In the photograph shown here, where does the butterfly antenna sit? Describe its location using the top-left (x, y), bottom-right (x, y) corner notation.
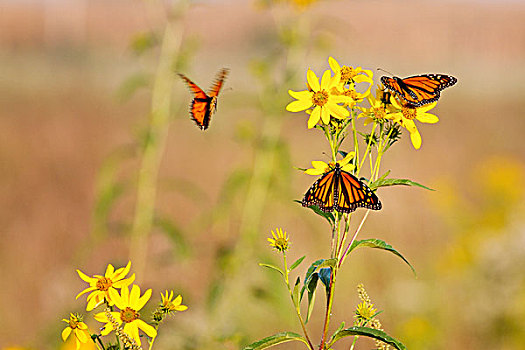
top-left (377, 68), bottom-right (394, 76)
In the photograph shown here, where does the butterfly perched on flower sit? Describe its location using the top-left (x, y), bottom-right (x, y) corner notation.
top-left (178, 68), bottom-right (229, 130)
top-left (380, 74), bottom-right (457, 107)
top-left (302, 162), bottom-right (381, 213)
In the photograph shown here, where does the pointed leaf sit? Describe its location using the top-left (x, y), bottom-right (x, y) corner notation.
top-left (289, 256), bottom-right (306, 272)
top-left (243, 332), bottom-right (308, 350)
top-left (306, 273), bottom-right (319, 323)
top-left (318, 258), bottom-right (337, 269)
top-left (259, 263), bottom-right (284, 276)
top-left (327, 326), bottom-right (406, 350)
top-left (369, 177), bottom-right (434, 191)
top-left (295, 200), bottom-right (335, 225)
top-left (348, 239), bottom-right (416, 275)
top-left (300, 259), bottom-right (325, 300)
top-left (319, 268), bottom-right (332, 290)
top-left (328, 321), bottom-right (346, 345)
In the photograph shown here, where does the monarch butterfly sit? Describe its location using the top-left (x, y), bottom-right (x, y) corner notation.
top-left (178, 68), bottom-right (229, 130)
top-left (302, 163), bottom-right (382, 213)
top-left (381, 74), bottom-right (457, 107)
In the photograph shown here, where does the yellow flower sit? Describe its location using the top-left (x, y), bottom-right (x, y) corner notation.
top-left (328, 57), bottom-right (373, 87)
top-left (389, 97), bottom-right (439, 150)
top-left (355, 301), bottom-right (378, 321)
top-left (160, 290), bottom-right (188, 314)
top-left (286, 69), bottom-right (353, 129)
top-left (61, 313), bottom-right (90, 350)
top-left (76, 261), bottom-right (135, 311)
top-left (268, 228), bottom-right (290, 252)
top-left (94, 285), bottom-right (157, 347)
top-left (304, 152), bottom-right (355, 176)
top-left (357, 93), bottom-right (397, 126)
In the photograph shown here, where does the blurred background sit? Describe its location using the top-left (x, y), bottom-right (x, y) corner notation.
top-left (1, 0), bottom-right (525, 349)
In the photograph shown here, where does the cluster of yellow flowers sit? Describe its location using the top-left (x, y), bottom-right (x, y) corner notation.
top-left (286, 56), bottom-right (439, 149)
top-left (61, 262), bottom-right (187, 350)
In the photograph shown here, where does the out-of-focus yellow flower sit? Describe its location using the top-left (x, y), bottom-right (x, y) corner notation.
top-left (61, 313), bottom-right (90, 350)
top-left (305, 152), bottom-right (355, 175)
top-left (286, 69), bottom-right (353, 129)
top-left (160, 290), bottom-right (188, 314)
top-left (268, 228), bottom-right (290, 252)
top-left (76, 261), bottom-right (135, 311)
top-left (357, 94), bottom-right (397, 126)
top-left (94, 285), bottom-right (157, 347)
top-left (389, 97), bottom-right (438, 150)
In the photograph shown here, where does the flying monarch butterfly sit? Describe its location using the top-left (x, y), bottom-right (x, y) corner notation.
top-left (381, 74), bottom-right (457, 107)
top-left (178, 68), bottom-right (229, 130)
top-left (302, 163), bottom-right (381, 213)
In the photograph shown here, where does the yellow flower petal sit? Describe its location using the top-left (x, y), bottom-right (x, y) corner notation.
top-left (288, 89), bottom-right (312, 100)
top-left (308, 107), bottom-right (321, 129)
top-left (136, 319), bottom-right (158, 338)
top-left (353, 74), bottom-right (373, 84)
top-left (328, 56), bottom-right (341, 74)
top-left (339, 152), bottom-right (355, 166)
top-left (410, 129), bottom-right (422, 149)
top-left (109, 287), bottom-right (125, 310)
top-left (124, 323), bottom-right (141, 346)
top-left (62, 327), bottom-right (72, 341)
top-left (112, 274), bottom-right (135, 289)
top-left (75, 286), bottom-right (96, 300)
top-left (134, 288), bottom-right (152, 311)
top-left (286, 99), bottom-right (312, 112)
top-left (320, 70), bottom-right (332, 90)
top-left (105, 264), bottom-right (115, 277)
top-left (419, 102), bottom-right (437, 113)
top-left (417, 113), bottom-right (439, 123)
top-left (76, 270), bottom-right (95, 284)
top-left (307, 69), bottom-right (320, 91)
top-left (327, 103), bottom-right (350, 118)
top-left (75, 329), bottom-right (88, 343)
top-left (320, 106), bottom-right (330, 124)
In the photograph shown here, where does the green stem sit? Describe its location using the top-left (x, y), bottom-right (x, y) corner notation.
top-left (283, 253), bottom-right (315, 350)
top-left (129, 15), bottom-right (185, 278)
top-left (357, 122), bottom-right (377, 177)
top-left (351, 110), bottom-right (359, 167)
top-left (319, 268), bottom-right (336, 350)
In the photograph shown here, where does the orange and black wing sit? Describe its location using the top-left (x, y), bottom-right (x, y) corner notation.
top-left (302, 168), bottom-right (337, 212)
top-left (335, 169), bottom-right (381, 213)
top-left (381, 74), bottom-right (457, 107)
top-left (178, 73), bottom-right (213, 130)
top-left (208, 68), bottom-right (229, 98)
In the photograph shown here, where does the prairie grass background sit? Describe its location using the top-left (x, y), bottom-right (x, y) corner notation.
top-left (1, 0), bottom-right (525, 349)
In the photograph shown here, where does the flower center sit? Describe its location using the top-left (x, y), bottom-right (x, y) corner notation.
top-left (68, 319), bottom-right (79, 329)
top-left (312, 90), bottom-right (329, 106)
top-left (96, 277), bottom-right (113, 291)
top-left (401, 106), bottom-right (417, 120)
top-left (372, 106), bottom-right (386, 121)
top-left (273, 237), bottom-right (289, 252)
top-left (340, 66), bottom-right (356, 82)
top-left (120, 307), bottom-right (140, 323)
top-left (343, 89), bottom-right (358, 100)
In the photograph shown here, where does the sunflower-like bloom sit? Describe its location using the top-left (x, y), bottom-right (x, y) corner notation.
top-left (357, 93), bottom-right (396, 126)
top-left (160, 290), bottom-right (188, 314)
top-left (286, 69), bottom-right (353, 129)
top-left (305, 152), bottom-right (355, 175)
top-left (76, 261), bottom-right (135, 311)
top-left (268, 228), bottom-right (290, 252)
top-left (94, 285), bottom-right (157, 347)
top-left (61, 313), bottom-right (90, 350)
top-left (389, 97), bottom-right (439, 149)
top-left (328, 57), bottom-right (373, 87)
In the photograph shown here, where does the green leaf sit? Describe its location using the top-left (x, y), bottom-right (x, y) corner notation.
top-left (318, 258), bottom-right (337, 269)
top-left (259, 263), bottom-right (284, 276)
top-left (369, 177), bottom-right (435, 191)
top-left (328, 321), bottom-right (346, 345)
top-left (306, 273), bottom-right (319, 323)
top-left (327, 326), bottom-right (406, 350)
top-left (243, 332), bottom-right (308, 350)
top-left (300, 259), bottom-right (325, 300)
top-left (348, 239), bottom-right (416, 275)
top-left (319, 268), bottom-right (332, 290)
top-left (289, 256), bottom-right (306, 271)
top-left (295, 200), bottom-right (335, 225)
